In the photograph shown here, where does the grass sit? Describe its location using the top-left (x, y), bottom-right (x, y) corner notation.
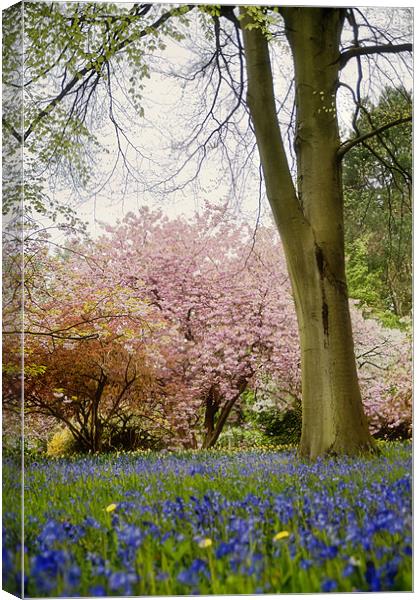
top-left (2, 441), bottom-right (412, 596)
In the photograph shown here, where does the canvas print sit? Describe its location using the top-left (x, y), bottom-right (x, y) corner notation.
top-left (2, 2), bottom-right (412, 596)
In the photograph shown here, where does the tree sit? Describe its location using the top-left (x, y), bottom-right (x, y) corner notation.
top-left (240, 7), bottom-right (411, 457)
top-left (2, 2), bottom-right (193, 229)
top-left (3, 208), bottom-right (300, 451)
top-left (97, 205), bottom-right (301, 449)
top-left (350, 305), bottom-right (412, 440)
top-left (2, 236), bottom-right (173, 452)
top-left (3, 4), bottom-right (412, 458)
top-left (343, 87), bottom-right (412, 324)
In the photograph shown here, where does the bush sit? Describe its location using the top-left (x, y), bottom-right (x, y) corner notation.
top-left (46, 418), bottom-right (167, 456)
top-left (217, 425), bottom-right (266, 450)
top-left (242, 386), bottom-right (302, 446)
top-left (256, 405), bottom-right (302, 445)
top-left (104, 420), bottom-right (166, 452)
top-left (47, 428), bottom-right (79, 457)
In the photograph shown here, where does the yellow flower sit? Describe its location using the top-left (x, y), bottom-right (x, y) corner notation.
top-left (273, 531), bottom-right (290, 541)
top-left (106, 503), bottom-right (117, 512)
top-left (198, 538), bottom-right (213, 548)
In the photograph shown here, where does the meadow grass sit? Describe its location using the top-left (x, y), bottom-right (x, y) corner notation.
top-left (3, 441), bottom-right (412, 596)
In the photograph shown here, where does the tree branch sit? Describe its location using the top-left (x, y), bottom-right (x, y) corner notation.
top-left (2, 116), bottom-right (22, 143)
top-left (4, 329), bottom-right (99, 341)
top-left (338, 115), bottom-right (412, 159)
top-left (339, 43), bottom-right (412, 70)
top-left (22, 4), bottom-right (195, 141)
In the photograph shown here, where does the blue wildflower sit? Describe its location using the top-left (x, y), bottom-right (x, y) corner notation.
top-left (108, 570), bottom-right (138, 595)
top-left (177, 558), bottom-right (209, 586)
top-left (342, 564), bottom-right (355, 578)
top-left (37, 520), bottom-right (66, 550)
top-left (2, 545), bottom-right (13, 585)
top-left (321, 578), bottom-right (337, 592)
top-left (117, 524), bottom-right (143, 549)
top-left (191, 558), bottom-right (208, 574)
top-left (320, 543), bottom-right (339, 560)
top-left (215, 541), bottom-right (235, 558)
top-left (365, 561), bottom-right (381, 592)
top-left (67, 564), bottom-right (81, 587)
top-left (30, 549), bottom-right (70, 593)
top-left (84, 516), bottom-right (101, 529)
top-left (381, 558), bottom-right (401, 589)
top-left (300, 558), bottom-right (312, 570)
top-left (89, 585), bottom-right (107, 596)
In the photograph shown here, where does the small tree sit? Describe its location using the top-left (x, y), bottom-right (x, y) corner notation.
top-left (3, 236), bottom-right (172, 452)
top-left (98, 206), bottom-right (301, 448)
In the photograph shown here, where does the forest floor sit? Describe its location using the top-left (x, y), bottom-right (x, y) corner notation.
top-left (3, 441), bottom-right (412, 595)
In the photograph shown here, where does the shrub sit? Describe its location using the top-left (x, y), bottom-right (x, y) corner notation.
top-left (47, 428), bottom-right (79, 457)
top-left (217, 425), bottom-right (266, 450)
top-left (243, 385), bottom-right (302, 446)
top-left (46, 417), bottom-right (167, 456)
top-left (256, 404), bottom-right (302, 445)
top-left (104, 419), bottom-right (166, 452)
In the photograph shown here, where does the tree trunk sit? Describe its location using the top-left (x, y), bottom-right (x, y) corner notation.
top-left (201, 379), bottom-right (248, 449)
top-left (201, 386), bottom-right (219, 449)
top-left (241, 7), bottom-right (376, 459)
top-left (91, 374), bottom-right (107, 452)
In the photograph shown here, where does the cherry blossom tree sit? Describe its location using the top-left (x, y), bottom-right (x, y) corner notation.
top-left (96, 205), bottom-right (300, 448)
top-left (351, 307), bottom-right (412, 440)
top-left (96, 206), bottom-right (412, 447)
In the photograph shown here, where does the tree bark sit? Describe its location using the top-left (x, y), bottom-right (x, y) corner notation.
top-left (241, 7), bottom-right (376, 459)
top-left (202, 385), bottom-right (219, 449)
top-left (201, 379), bottom-right (248, 449)
top-left (90, 374), bottom-right (107, 452)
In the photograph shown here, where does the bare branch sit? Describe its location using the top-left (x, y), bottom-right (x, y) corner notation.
top-left (339, 43), bottom-right (412, 70)
top-left (338, 115), bottom-right (412, 159)
top-left (4, 330), bottom-right (99, 341)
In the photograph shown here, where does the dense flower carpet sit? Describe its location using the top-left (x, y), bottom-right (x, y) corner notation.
top-left (2, 443), bottom-right (412, 595)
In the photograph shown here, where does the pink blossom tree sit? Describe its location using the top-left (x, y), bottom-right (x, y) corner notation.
top-left (351, 306), bottom-right (412, 439)
top-left (97, 205), bottom-right (411, 447)
top-left (96, 205), bottom-right (300, 448)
